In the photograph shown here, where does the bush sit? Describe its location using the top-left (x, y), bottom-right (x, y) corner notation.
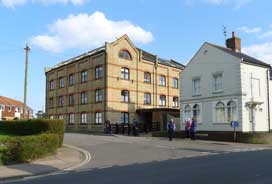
top-left (0, 133), bottom-right (59, 164)
top-left (0, 119), bottom-right (64, 147)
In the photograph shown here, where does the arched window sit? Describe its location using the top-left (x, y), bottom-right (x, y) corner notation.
top-left (184, 105), bottom-right (191, 120)
top-left (216, 102), bottom-right (225, 123)
top-left (193, 104), bottom-right (200, 123)
top-left (119, 50), bottom-right (132, 60)
top-left (227, 101), bottom-right (237, 121)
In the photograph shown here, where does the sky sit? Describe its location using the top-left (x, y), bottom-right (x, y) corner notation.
top-left (0, 0), bottom-right (272, 114)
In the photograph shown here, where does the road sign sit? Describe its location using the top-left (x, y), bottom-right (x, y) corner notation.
top-left (231, 121), bottom-right (239, 128)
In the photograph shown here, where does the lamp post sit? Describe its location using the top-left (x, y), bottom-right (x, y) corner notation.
top-left (23, 44), bottom-right (30, 119)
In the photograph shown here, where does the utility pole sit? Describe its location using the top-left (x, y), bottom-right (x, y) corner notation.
top-left (23, 44), bottom-right (30, 119)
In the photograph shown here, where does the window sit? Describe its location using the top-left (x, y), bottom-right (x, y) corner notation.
top-left (160, 75), bottom-right (166, 86)
top-left (213, 73), bottom-right (223, 92)
top-left (173, 78), bottom-right (179, 88)
top-left (81, 71), bottom-right (88, 83)
top-left (59, 77), bottom-right (64, 88)
top-left (49, 98), bottom-right (54, 108)
top-left (144, 93), bottom-right (151, 105)
top-left (184, 105), bottom-right (191, 120)
top-left (69, 94), bottom-right (74, 106)
top-left (119, 50), bottom-right (132, 60)
top-left (81, 113), bottom-right (88, 124)
top-left (15, 107), bottom-right (19, 112)
top-left (173, 97), bottom-right (179, 107)
top-left (81, 92), bottom-right (88, 104)
top-left (227, 101), bottom-right (237, 122)
top-left (0, 105), bottom-right (4, 111)
top-left (58, 96), bottom-right (64, 107)
top-left (121, 90), bottom-right (129, 102)
top-left (69, 114), bottom-right (75, 125)
top-left (252, 77), bottom-right (260, 97)
top-left (95, 112), bottom-right (102, 124)
top-left (159, 95), bottom-right (166, 106)
top-left (49, 115), bottom-right (54, 120)
top-left (8, 106), bottom-right (11, 112)
top-left (193, 104), bottom-right (200, 123)
top-left (58, 115), bottom-right (64, 120)
top-left (215, 102), bottom-right (225, 123)
top-left (121, 112), bottom-right (129, 124)
top-left (49, 80), bottom-right (54, 90)
top-left (69, 74), bottom-right (75, 86)
top-left (121, 68), bottom-right (129, 80)
top-left (95, 89), bottom-right (102, 102)
top-left (95, 66), bottom-right (103, 79)
top-left (144, 72), bottom-right (151, 83)
top-left (192, 78), bottom-right (200, 95)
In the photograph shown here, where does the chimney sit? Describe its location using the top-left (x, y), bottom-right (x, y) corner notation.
top-left (226, 31), bottom-right (241, 52)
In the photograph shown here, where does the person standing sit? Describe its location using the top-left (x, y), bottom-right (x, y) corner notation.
top-left (190, 117), bottom-right (197, 140)
top-left (132, 119), bottom-right (138, 136)
top-left (167, 119), bottom-right (176, 141)
top-left (185, 118), bottom-right (191, 138)
top-left (115, 123), bottom-right (119, 134)
top-left (127, 123), bottom-right (131, 136)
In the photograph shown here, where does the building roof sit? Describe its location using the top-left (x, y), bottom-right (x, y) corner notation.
top-left (207, 42), bottom-right (271, 68)
top-left (138, 48), bottom-right (185, 69)
top-left (45, 36), bottom-right (185, 73)
top-left (0, 96), bottom-right (32, 110)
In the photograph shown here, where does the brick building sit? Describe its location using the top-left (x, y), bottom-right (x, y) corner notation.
top-left (0, 96), bottom-right (33, 120)
top-left (45, 35), bottom-right (184, 132)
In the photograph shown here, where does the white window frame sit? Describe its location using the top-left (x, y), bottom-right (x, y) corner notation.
top-left (159, 95), bottom-right (166, 106)
top-left (59, 77), bottom-right (64, 88)
top-left (121, 90), bottom-right (129, 102)
top-left (95, 89), bottom-right (102, 102)
top-left (81, 71), bottom-right (88, 83)
top-left (193, 104), bottom-right (201, 123)
top-left (95, 66), bottom-right (103, 79)
top-left (95, 112), bottom-right (102, 124)
top-left (173, 97), bottom-right (179, 107)
top-left (213, 72), bottom-right (223, 92)
top-left (81, 113), bottom-right (88, 124)
top-left (173, 78), bottom-right (179, 88)
top-left (49, 80), bottom-right (54, 90)
top-left (184, 105), bottom-right (192, 120)
top-left (144, 72), bottom-right (151, 83)
top-left (144, 93), bottom-right (151, 105)
top-left (215, 102), bottom-right (225, 123)
top-left (160, 75), bottom-right (166, 86)
top-left (81, 92), bottom-right (88, 104)
top-left (0, 105), bottom-right (5, 111)
top-left (69, 74), bottom-right (75, 86)
top-left (69, 114), bottom-right (75, 125)
top-left (227, 101), bottom-right (238, 122)
top-left (192, 78), bottom-right (201, 95)
top-left (121, 68), bottom-right (129, 80)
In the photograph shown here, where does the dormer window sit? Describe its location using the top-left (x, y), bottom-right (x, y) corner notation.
top-left (119, 50), bottom-right (132, 60)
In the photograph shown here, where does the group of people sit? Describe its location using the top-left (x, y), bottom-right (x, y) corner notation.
top-left (185, 117), bottom-right (197, 140)
top-left (166, 118), bottom-right (197, 141)
top-left (104, 119), bottom-right (139, 136)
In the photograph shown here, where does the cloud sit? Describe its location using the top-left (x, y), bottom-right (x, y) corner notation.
top-left (237, 26), bottom-right (262, 34)
top-left (243, 42), bottom-right (272, 64)
top-left (1, 0), bottom-right (89, 7)
top-left (30, 11), bottom-right (154, 53)
top-left (186, 0), bottom-right (252, 9)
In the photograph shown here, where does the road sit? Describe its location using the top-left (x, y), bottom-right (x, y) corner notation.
top-left (4, 133), bottom-right (272, 184)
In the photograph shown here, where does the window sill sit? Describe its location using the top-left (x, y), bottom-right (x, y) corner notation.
top-left (95, 101), bottom-right (103, 104)
top-left (192, 94), bottom-right (201, 97)
top-left (120, 101), bottom-right (129, 103)
top-left (95, 77), bottom-right (103, 80)
top-left (144, 103), bottom-right (152, 105)
top-left (212, 122), bottom-right (230, 125)
top-left (144, 82), bottom-right (152, 84)
top-left (159, 85), bottom-right (166, 87)
top-left (212, 90), bottom-right (224, 94)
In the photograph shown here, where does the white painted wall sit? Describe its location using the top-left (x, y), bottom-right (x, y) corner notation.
top-left (180, 43), bottom-right (243, 131)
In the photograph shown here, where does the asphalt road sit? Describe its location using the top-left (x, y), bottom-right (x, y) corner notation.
top-left (3, 134), bottom-right (272, 184)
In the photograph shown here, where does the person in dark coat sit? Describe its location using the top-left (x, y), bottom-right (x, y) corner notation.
top-left (132, 119), bottom-right (138, 136)
top-left (127, 123), bottom-right (131, 136)
top-left (122, 123), bottom-right (125, 135)
top-left (190, 117), bottom-right (197, 140)
top-left (167, 119), bottom-right (176, 141)
top-left (115, 123), bottom-right (119, 134)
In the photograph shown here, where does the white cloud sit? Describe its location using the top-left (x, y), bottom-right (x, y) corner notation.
top-left (186, 0), bottom-right (252, 9)
top-left (1, 0), bottom-right (89, 7)
top-left (237, 26), bottom-right (262, 34)
top-left (243, 42), bottom-right (272, 64)
top-left (30, 11), bottom-right (154, 53)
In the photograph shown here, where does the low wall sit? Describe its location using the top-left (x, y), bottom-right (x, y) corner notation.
top-left (65, 124), bottom-right (104, 133)
top-left (152, 131), bottom-right (272, 144)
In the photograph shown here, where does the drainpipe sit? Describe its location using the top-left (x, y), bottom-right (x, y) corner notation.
top-left (104, 43), bottom-right (108, 122)
top-left (266, 69), bottom-right (271, 132)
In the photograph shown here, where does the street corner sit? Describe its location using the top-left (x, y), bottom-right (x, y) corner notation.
top-left (0, 144), bottom-right (91, 182)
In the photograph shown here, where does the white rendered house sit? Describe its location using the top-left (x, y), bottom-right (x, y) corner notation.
top-left (180, 32), bottom-right (272, 132)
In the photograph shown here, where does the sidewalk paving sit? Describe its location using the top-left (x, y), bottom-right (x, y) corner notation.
top-left (0, 145), bottom-right (85, 181)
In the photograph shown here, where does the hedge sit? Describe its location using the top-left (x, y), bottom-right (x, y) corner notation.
top-left (0, 119), bottom-right (64, 147)
top-left (0, 133), bottom-right (59, 164)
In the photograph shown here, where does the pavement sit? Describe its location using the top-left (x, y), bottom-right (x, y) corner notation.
top-left (0, 144), bottom-right (89, 182)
